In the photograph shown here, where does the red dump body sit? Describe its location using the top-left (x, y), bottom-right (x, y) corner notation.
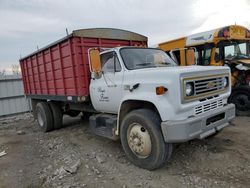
top-left (20, 28), bottom-right (147, 102)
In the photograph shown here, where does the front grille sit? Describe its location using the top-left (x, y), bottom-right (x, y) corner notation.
top-left (182, 74), bottom-right (229, 102)
top-left (194, 77), bottom-right (224, 95)
top-left (195, 99), bottom-right (223, 115)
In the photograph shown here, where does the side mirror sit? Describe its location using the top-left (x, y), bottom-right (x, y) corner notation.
top-left (89, 49), bottom-right (102, 73)
top-left (186, 49), bottom-right (195, 66)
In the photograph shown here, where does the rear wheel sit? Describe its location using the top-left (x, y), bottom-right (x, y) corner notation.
top-left (49, 102), bottom-right (63, 129)
top-left (36, 102), bottom-right (54, 132)
top-left (120, 109), bottom-right (172, 170)
top-left (229, 86), bottom-right (250, 116)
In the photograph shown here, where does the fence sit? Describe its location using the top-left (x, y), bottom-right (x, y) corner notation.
top-left (0, 75), bottom-right (31, 117)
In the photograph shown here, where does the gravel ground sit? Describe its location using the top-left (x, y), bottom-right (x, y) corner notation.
top-left (0, 113), bottom-right (250, 188)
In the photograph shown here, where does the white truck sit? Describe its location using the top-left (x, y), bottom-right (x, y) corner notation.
top-left (88, 47), bottom-right (235, 169)
top-left (20, 29), bottom-right (235, 170)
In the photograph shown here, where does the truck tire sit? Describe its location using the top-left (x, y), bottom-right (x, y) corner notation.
top-left (49, 102), bottom-right (63, 129)
top-left (66, 110), bottom-right (80, 117)
top-left (36, 102), bottom-right (54, 132)
top-left (120, 109), bottom-right (172, 170)
top-left (229, 86), bottom-right (250, 116)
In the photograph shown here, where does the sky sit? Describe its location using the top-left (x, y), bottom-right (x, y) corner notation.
top-left (0, 0), bottom-right (250, 73)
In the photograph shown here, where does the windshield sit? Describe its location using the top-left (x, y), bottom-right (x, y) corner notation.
top-left (224, 42), bottom-right (250, 60)
top-left (120, 48), bottom-right (176, 70)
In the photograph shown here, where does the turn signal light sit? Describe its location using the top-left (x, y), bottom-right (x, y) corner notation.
top-left (156, 86), bottom-right (168, 95)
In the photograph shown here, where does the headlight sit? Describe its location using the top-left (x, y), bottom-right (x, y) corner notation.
top-left (223, 77), bottom-right (228, 87)
top-left (186, 82), bottom-right (194, 96)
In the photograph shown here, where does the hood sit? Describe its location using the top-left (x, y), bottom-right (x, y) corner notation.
top-left (236, 59), bottom-right (250, 66)
top-left (129, 66), bottom-right (230, 90)
top-left (227, 59), bottom-right (250, 66)
top-left (131, 65), bottom-right (230, 76)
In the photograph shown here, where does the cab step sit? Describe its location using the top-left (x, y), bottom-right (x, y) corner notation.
top-left (89, 114), bottom-right (119, 141)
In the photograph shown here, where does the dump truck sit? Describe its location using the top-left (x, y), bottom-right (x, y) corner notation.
top-left (20, 28), bottom-right (235, 170)
top-left (158, 25), bottom-right (250, 116)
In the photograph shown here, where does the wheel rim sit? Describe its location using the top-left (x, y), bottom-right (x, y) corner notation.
top-left (127, 123), bottom-right (152, 158)
top-left (37, 111), bottom-right (44, 127)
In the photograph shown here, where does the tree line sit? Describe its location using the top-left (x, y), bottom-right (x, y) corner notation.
top-left (0, 65), bottom-right (21, 76)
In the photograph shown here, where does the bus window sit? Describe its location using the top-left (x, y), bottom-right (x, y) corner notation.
top-left (224, 42), bottom-right (248, 60)
top-left (195, 47), bottom-right (212, 66)
top-left (194, 51), bottom-right (199, 64)
top-left (195, 50), bottom-right (203, 65)
top-left (214, 48), bottom-right (220, 62)
top-left (225, 45), bottom-right (233, 58)
top-left (202, 48), bottom-right (212, 65)
top-left (239, 43), bottom-right (246, 54)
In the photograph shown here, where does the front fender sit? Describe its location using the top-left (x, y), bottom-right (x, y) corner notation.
top-left (115, 91), bottom-right (174, 135)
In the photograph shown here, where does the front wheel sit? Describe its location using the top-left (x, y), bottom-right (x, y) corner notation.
top-left (229, 86), bottom-right (250, 116)
top-left (120, 109), bottom-right (172, 170)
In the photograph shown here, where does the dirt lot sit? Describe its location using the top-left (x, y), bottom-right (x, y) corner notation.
top-left (0, 114), bottom-right (250, 188)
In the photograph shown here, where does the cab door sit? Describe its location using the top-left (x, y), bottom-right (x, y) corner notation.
top-left (90, 51), bottom-right (124, 113)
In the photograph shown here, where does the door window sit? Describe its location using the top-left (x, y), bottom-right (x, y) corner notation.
top-left (194, 45), bottom-right (213, 65)
top-left (203, 48), bottom-right (211, 65)
top-left (101, 52), bottom-right (121, 73)
top-left (214, 48), bottom-right (220, 62)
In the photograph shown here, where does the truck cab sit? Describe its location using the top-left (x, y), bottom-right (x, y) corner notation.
top-left (88, 46), bottom-right (235, 169)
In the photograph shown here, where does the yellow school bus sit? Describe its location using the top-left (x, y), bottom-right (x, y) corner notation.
top-left (158, 25), bottom-right (250, 115)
